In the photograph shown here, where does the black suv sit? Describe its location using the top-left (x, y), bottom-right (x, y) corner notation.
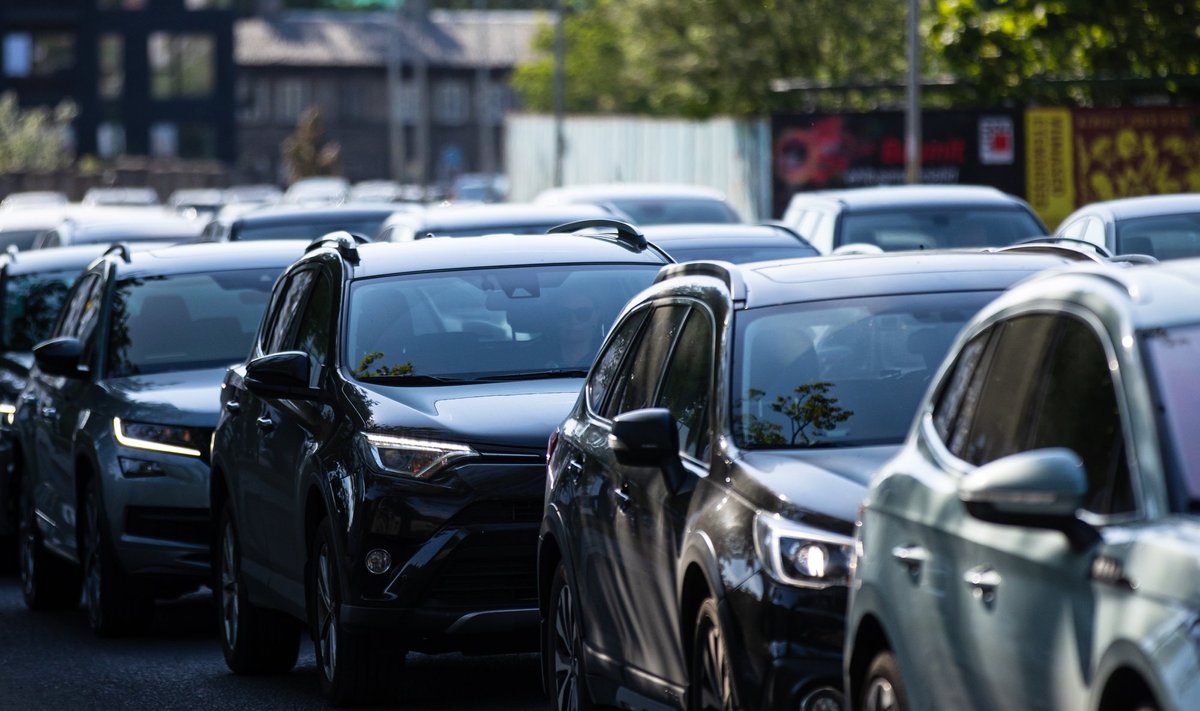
top-left (15, 241), bottom-right (302, 634)
top-left (540, 250), bottom-right (1086, 711)
top-left (210, 226), bottom-right (669, 704)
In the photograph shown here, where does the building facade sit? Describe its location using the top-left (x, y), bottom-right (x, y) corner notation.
top-left (0, 0), bottom-right (237, 162)
top-left (235, 10), bottom-right (541, 187)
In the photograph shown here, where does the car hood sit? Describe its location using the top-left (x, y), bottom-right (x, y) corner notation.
top-left (101, 367), bottom-right (228, 426)
top-left (351, 379), bottom-right (583, 452)
top-left (732, 445), bottom-right (901, 528)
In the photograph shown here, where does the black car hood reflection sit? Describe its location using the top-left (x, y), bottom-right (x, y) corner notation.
top-left (100, 366), bottom-right (228, 426)
top-left (355, 378), bottom-right (583, 451)
top-left (734, 445), bottom-right (900, 525)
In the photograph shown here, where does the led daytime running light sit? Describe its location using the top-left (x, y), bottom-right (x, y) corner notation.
top-left (0, 403), bottom-right (14, 425)
top-left (113, 417), bottom-right (203, 458)
top-left (364, 432), bottom-right (474, 455)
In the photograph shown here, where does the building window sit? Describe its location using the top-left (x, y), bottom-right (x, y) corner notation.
top-left (148, 33), bottom-right (215, 100)
top-left (98, 0), bottom-right (146, 9)
top-left (99, 34), bottom-right (123, 100)
top-left (485, 82), bottom-right (510, 124)
top-left (237, 76), bottom-right (269, 123)
top-left (3, 32), bottom-right (74, 79)
top-left (178, 124), bottom-right (216, 159)
top-left (275, 79), bottom-right (309, 123)
top-left (97, 122), bottom-right (125, 159)
top-left (388, 81), bottom-right (418, 125)
top-left (150, 122), bottom-right (178, 158)
top-left (433, 80), bottom-right (468, 125)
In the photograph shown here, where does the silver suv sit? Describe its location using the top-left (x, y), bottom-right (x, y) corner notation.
top-left (845, 258), bottom-right (1200, 711)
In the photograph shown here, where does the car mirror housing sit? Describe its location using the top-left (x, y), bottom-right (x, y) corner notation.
top-left (608, 408), bottom-right (685, 491)
top-left (244, 351), bottom-right (321, 400)
top-left (958, 448), bottom-right (1099, 549)
top-left (33, 336), bottom-right (87, 378)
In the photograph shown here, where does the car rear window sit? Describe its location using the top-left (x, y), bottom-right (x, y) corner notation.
top-left (236, 219), bottom-right (385, 241)
top-left (839, 208), bottom-right (1045, 251)
top-left (607, 198), bottom-right (741, 226)
top-left (1115, 213), bottom-right (1200, 260)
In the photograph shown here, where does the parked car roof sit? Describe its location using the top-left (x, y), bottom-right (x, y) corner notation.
top-left (0, 191), bottom-right (69, 210)
top-left (81, 186), bottom-right (161, 206)
top-left (641, 223), bottom-right (819, 263)
top-left (203, 204), bottom-right (402, 242)
top-left (113, 239), bottom-right (310, 279)
top-left (534, 182), bottom-right (743, 224)
top-left (1059, 193), bottom-right (1200, 223)
top-left (791, 184), bottom-right (1030, 212)
top-left (376, 203), bottom-right (610, 240)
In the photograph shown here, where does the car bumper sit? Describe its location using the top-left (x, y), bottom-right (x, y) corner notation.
top-left (728, 573), bottom-right (848, 711)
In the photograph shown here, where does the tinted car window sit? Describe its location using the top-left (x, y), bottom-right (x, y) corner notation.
top-left (662, 244), bottom-right (818, 264)
top-left (291, 271), bottom-right (335, 365)
top-left (586, 307), bottom-right (650, 415)
top-left (655, 307), bottom-right (714, 460)
top-left (1115, 213), bottom-right (1200, 260)
top-left (265, 270), bottom-right (315, 355)
top-left (840, 208), bottom-right (1044, 251)
top-left (607, 198), bottom-right (740, 226)
top-left (603, 304), bottom-right (689, 419)
top-left (0, 230), bottom-right (43, 251)
top-left (1143, 322), bottom-right (1200, 506)
top-left (733, 291), bottom-right (996, 448)
top-left (236, 219), bottom-right (385, 241)
top-left (346, 264), bottom-right (659, 380)
top-left (107, 268), bottom-right (279, 376)
top-left (932, 331), bottom-right (992, 454)
top-left (55, 273), bottom-right (101, 339)
top-left (3, 269), bottom-right (78, 351)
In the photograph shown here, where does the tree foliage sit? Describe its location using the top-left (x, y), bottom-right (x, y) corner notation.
top-left (0, 93), bottom-right (77, 173)
top-left (929, 0), bottom-right (1200, 106)
top-left (280, 106), bottom-right (342, 183)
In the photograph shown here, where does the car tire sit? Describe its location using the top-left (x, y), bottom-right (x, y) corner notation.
top-left (689, 597), bottom-right (735, 711)
top-left (217, 504), bottom-right (301, 674)
top-left (543, 561), bottom-right (593, 711)
top-left (310, 517), bottom-right (403, 707)
top-left (860, 650), bottom-right (909, 711)
top-left (81, 476), bottom-right (152, 637)
top-left (18, 487), bottom-right (80, 611)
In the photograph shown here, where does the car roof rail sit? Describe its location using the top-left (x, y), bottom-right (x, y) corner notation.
top-left (307, 230), bottom-right (361, 263)
top-left (653, 260), bottom-right (746, 302)
top-left (1108, 253), bottom-right (1159, 265)
top-left (547, 218), bottom-right (647, 251)
top-left (1008, 236), bottom-right (1114, 259)
top-left (103, 242), bottom-right (132, 264)
top-left (990, 243), bottom-right (1104, 262)
top-left (759, 220), bottom-right (810, 242)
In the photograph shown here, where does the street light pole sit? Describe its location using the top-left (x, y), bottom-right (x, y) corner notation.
top-left (387, 2), bottom-right (405, 183)
top-left (905, 0), bottom-right (921, 184)
top-left (552, 0), bottom-right (565, 187)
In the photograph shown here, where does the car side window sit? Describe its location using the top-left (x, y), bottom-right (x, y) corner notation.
top-left (54, 274), bottom-right (100, 339)
top-left (290, 271), bottom-right (335, 366)
top-left (586, 308), bottom-right (650, 416)
top-left (602, 304), bottom-right (688, 420)
top-left (654, 307), bottom-right (714, 461)
top-left (932, 329), bottom-right (993, 451)
top-left (263, 269), bottom-right (315, 355)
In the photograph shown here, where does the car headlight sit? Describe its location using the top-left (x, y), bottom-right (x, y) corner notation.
top-left (361, 432), bottom-right (476, 479)
top-left (113, 417), bottom-right (205, 458)
top-left (0, 402), bottom-right (14, 426)
top-left (754, 512), bottom-right (853, 589)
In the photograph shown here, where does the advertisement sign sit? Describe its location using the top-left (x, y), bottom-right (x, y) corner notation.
top-left (1024, 108), bottom-right (1075, 229)
top-left (1071, 108), bottom-right (1200, 205)
top-left (771, 111), bottom-right (1026, 218)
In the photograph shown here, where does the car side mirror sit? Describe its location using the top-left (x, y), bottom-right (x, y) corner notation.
top-left (609, 408), bottom-right (685, 491)
top-left (244, 351), bottom-right (322, 400)
top-left (958, 448), bottom-right (1098, 549)
top-left (831, 243), bottom-right (884, 256)
top-left (33, 337), bottom-right (87, 378)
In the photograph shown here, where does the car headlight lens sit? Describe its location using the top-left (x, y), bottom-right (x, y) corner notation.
top-left (754, 512), bottom-right (853, 589)
top-left (0, 402), bottom-right (14, 426)
top-left (362, 432), bottom-right (476, 479)
top-left (113, 417), bottom-right (205, 458)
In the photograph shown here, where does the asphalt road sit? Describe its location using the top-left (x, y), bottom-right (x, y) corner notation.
top-left (0, 573), bottom-right (546, 710)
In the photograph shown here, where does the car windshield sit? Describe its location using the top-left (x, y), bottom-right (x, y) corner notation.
top-left (2, 269), bottom-right (78, 351)
top-left (1115, 213), bottom-right (1200, 260)
top-left (346, 264), bottom-right (660, 382)
top-left (107, 268), bottom-right (280, 376)
top-left (607, 198), bottom-right (740, 225)
top-left (1142, 323), bottom-right (1200, 505)
top-left (732, 291), bottom-right (997, 449)
top-left (839, 208), bottom-right (1045, 251)
top-left (236, 219), bottom-right (384, 241)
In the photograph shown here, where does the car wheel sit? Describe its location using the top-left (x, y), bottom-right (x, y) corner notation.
top-left (689, 597), bottom-right (735, 711)
top-left (82, 476), bottom-right (152, 636)
top-left (543, 561), bottom-right (593, 711)
top-left (860, 650), bottom-right (909, 711)
top-left (18, 487), bottom-right (80, 610)
top-left (310, 518), bottom-right (403, 707)
top-left (218, 504), bottom-right (301, 674)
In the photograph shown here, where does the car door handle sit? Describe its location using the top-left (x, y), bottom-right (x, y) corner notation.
top-left (891, 545), bottom-right (930, 573)
top-left (255, 416), bottom-right (274, 432)
top-left (963, 565), bottom-right (1001, 601)
top-left (564, 456), bottom-right (584, 479)
top-left (611, 483), bottom-right (632, 512)
top-left (224, 400), bottom-right (241, 415)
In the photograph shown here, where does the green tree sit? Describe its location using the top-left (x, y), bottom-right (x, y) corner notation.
top-left (0, 92), bottom-right (77, 172)
top-left (930, 0), bottom-right (1200, 106)
top-left (280, 106), bottom-right (342, 184)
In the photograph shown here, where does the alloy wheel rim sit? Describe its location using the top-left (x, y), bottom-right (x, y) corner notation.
top-left (316, 543), bottom-right (338, 681)
top-left (696, 618), bottom-right (732, 711)
top-left (552, 582), bottom-right (579, 711)
top-left (864, 677), bottom-right (898, 711)
top-left (83, 492), bottom-right (103, 628)
top-left (220, 519), bottom-right (239, 648)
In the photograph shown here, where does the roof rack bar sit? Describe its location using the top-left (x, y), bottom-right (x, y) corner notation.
top-left (103, 242), bottom-right (132, 264)
top-left (652, 260), bottom-right (746, 302)
top-left (547, 218), bottom-right (647, 251)
top-left (307, 230), bottom-right (360, 263)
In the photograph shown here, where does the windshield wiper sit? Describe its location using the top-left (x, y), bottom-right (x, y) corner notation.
top-left (357, 374), bottom-right (477, 385)
top-left (480, 369), bottom-right (589, 382)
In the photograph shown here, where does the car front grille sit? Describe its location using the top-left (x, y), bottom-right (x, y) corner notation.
top-left (450, 498), bottom-right (543, 526)
top-left (124, 506), bottom-right (210, 545)
top-left (427, 529), bottom-right (538, 607)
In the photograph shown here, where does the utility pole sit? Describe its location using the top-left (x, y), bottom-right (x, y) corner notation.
top-left (475, 0), bottom-right (495, 174)
top-left (387, 1), bottom-right (406, 183)
top-left (413, 0), bottom-right (430, 189)
top-left (904, 0), bottom-right (921, 184)
top-left (552, 0), bottom-right (565, 187)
